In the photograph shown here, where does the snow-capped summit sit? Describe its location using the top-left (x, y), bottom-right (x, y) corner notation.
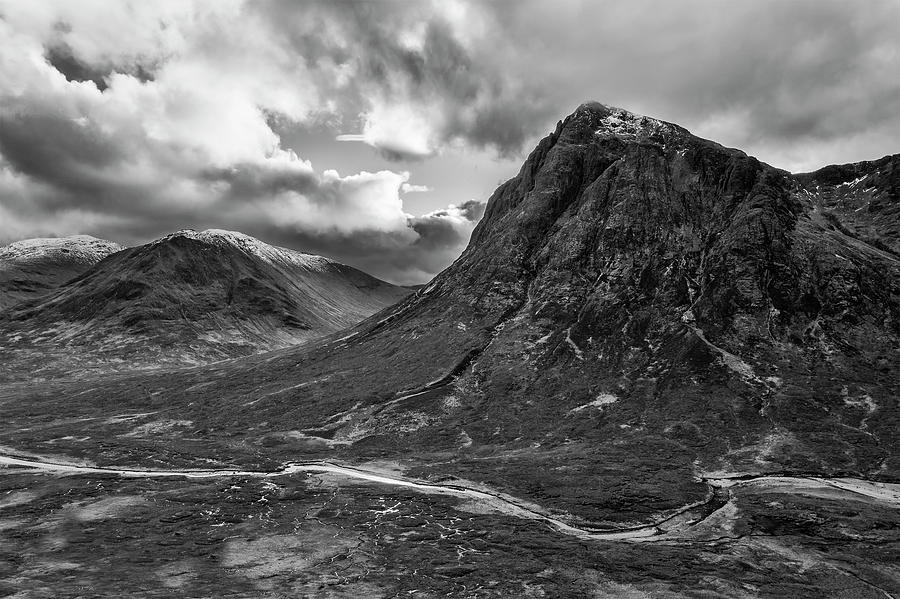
top-left (0, 235), bottom-right (123, 266)
top-left (556, 102), bottom-right (692, 152)
top-left (0, 235), bottom-right (123, 310)
top-left (161, 229), bottom-right (331, 272)
top-left (592, 106), bottom-right (676, 141)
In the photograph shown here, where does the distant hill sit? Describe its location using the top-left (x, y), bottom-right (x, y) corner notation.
top-left (0, 229), bottom-right (410, 379)
top-left (0, 235), bottom-right (123, 309)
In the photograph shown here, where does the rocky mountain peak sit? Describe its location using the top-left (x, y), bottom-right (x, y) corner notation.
top-left (562, 102), bottom-right (686, 149)
top-left (339, 100), bottom-right (898, 490)
top-left (430, 101), bottom-right (785, 331)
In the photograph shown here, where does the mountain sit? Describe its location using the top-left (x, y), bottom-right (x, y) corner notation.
top-left (12, 102), bottom-right (897, 512)
top-left (3, 105), bottom-right (898, 596)
top-left (0, 229), bottom-right (410, 379)
top-left (158, 103), bottom-right (894, 488)
top-left (0, 234), bottom-right (123, 309)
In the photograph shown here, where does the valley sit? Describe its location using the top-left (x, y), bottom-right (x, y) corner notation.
top-left (2, 446), bottom-right (898, 597)
top-left (2, 102), bottom-right (899, 597)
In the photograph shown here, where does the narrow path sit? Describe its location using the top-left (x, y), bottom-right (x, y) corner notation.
top-left (2, 453), bottom-right (897, 543)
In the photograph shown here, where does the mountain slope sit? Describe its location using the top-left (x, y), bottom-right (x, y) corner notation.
top-left (0, 235), bottom-right (123, 309)
top-left (796, 154), bottom-right (900, 255)
top-left (0, 229), bottom-right (410, 379)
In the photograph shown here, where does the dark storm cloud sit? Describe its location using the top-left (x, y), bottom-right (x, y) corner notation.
top-left (409, 200), bottom-right (485, 252)
top-left (203, 164), bottom-right (320, 199)
top-left (258, 0), bottom-right (900, 167)
top-left (251, 200), bottom-right (486, 284)
top-left (280, 0), bottom-right (900, 166)
top-left (45, 44), bottom-right (111, 90)
top-left (0, 112), bottom-right (120, 196)
top-left (263, 0), bottom-right (555, 159)
top-left (471, 0), bottom-right (900, 169)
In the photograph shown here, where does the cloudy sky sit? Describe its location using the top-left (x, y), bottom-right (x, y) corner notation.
top-left (1, 0), bottom-right (899, 283)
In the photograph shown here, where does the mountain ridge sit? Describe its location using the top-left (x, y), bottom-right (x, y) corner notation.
top-left (0, 228), bottom-right (410, 380)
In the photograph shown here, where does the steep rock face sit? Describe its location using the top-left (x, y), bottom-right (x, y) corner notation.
top-left (0, 235), bottom-right (123, 309)
top-left (0, 229), bottom-right (410, 378)
top-left (9, 104), bottom-right (898, 526)
top-left (796, 154), bottom-right (900, 255)
top-left (330, 103), bottom-right (897, 517)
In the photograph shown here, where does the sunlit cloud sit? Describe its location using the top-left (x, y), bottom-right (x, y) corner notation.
top-left (1, 0), bottom-right (898, 283)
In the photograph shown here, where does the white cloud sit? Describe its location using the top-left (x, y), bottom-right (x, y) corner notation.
top-left (338, 102), bottom-right (437, 160)
top-left (401, 183), bottom-right (432, 194)
top-left (0, 0), bottom-right (493, 281)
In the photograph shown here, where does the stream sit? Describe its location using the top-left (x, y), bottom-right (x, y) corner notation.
top-left (2, 452), bottom-right (897, 542)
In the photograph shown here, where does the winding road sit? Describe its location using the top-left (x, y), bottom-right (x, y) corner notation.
top-left (1, 452), bottom-right (897, 543)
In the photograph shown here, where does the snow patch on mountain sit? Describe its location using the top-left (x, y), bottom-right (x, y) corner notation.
top-left (593, 107), bottom-right (675, 144)
top-left (569, 393), bottom-right (618, 414)
top-left (0, 235), bottom-right (123, 266)
top-left (161, 229), bottom-right (331, 272)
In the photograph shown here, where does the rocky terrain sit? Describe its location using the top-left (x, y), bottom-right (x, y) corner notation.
top-left (0, 229), bottom-right (410, 380)
top-left (1, 104), bottom-right (898, 597)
